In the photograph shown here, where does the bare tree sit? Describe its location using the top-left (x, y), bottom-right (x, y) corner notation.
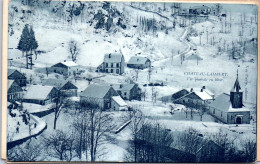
top-left (81, 101), bottom-right (115, 161)
top-left (141, 89), bottom-right (147, 101)
top-left (68, 40), bottom-right (80, 62)
top-left (123, 108), bottom-right (145, 162)
top-left (125, 121), bottom-right (174, 162)
top-left (8, 140), bottom-right (43, 161)
top-left (43, 130), bottom-right (75, 161)
top-left (176, 128), bottom-right (202, 155)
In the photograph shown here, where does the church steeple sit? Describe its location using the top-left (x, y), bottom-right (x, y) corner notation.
top-left (232, 69), bottom-right (241, 92)
top-left (230, 69), bottom-right (243, 108)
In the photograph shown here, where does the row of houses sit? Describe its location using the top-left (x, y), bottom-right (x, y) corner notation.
top-left (8, 69), bottom-right (141, 111)
top-left (97, 53), bottom-right (151, 75)
top-left (171, 72), bottom-right (250, 124)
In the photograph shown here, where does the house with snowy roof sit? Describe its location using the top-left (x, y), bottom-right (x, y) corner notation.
top-left (23, 85), bottom-right (59, 105)
top-left (127, 56), bottom-right (151, 69)
top-left (42, 79), bottom-right (78, 97)
top-left (172, 86), bottom-right (214, 106)
top-left (208, 72), bottom-right (250, 124)
top-left (80, 84), bottom-right (120, 110)
top-left (8, 80), bottom-right (23, 102)
top-left (8, 69), bottom-right (26, 87)
top-left (97, 53), bottom-right (125, 75)
top-left (49, 60), bottom-right (79, 77)
top-left (112, 83), bottom-right (141, 100)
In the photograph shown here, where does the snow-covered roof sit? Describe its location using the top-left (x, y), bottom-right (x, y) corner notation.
top-left (193, 91), bottom-right (213, 100)
top-left (81, 84), bottom-right (112, 99)
top-left (42, 79), bottom-right (67, 89)
top-left (23, 85), bottom-right (55, 100)
top-left (8, 69), bottom-right (16, 76)
top-left (104, 53), bottom-right (124, 63)
top-left (112, 96), bottom-right (128, 107)
top-left (42, 79), bottom-right (77, 90)
top-left (209, 93), bottom-right (250, 112)
top-left (112, 84), bottom-right (136, 91)
top-left (61, 61), bottom-right (78, 67)
top-left (127, 56), bottom-right (150, 65)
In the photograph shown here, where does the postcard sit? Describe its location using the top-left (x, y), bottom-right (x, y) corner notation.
top-left (1, 0), bottom-right (259, 162)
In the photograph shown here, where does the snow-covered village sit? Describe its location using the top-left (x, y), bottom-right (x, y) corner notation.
top-left (6, 0), bottom-right (257, 162)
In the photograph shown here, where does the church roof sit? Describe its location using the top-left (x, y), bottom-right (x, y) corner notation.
top-left (209, 93), bottom-right (250, 112)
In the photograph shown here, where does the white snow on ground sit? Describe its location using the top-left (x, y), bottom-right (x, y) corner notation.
top-left (23, 103), bottom-right (53, 114)
top-left (8, 110), bottom-right (46, 142)
top-left (7, 0), bottom-right (257, 161)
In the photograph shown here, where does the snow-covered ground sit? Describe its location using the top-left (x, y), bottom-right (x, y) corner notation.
top-left (7, 0), bottom-right (257, 162)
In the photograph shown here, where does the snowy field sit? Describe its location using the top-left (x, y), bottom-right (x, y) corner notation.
top-left (7, 0), bottom-right (257, 162)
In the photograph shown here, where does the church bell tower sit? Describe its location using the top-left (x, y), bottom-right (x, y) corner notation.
top-left (230, 70), bottom-right (243, 108)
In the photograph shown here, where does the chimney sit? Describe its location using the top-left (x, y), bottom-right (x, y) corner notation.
top-left (190, 88), bottom-right (193, 92)
top-left (202, 86), bottom-right (206, 89)
top-left (109, 54), bottom-right (111, 58)
top-left (64, 60), bottom-right (66, 62)
top-left (201, 88), bottom-right (203, 92)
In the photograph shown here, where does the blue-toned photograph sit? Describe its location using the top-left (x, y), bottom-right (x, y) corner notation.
top-left (6, 0), bottom-right (257, 162)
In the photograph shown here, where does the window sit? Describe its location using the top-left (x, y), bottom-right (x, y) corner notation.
top-left (116, 63), bottom-right (119, 67)
top-left (111, 63), bottom-right (113, 67)
top-left (111, 69), bottom-right (114, 73)
top-left (106, 63), bottom-right (108, 67)
top-left (213, 109), bottom-right (215, 114)
top-left (116, 69), bottom-right (119, 74)
top-left (106, 69), bottom-right (108, 73)
top-left (124, 92), bottom-right (127, 96)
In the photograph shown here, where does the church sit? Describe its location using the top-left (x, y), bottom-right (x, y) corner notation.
top-left (208, 71), bottom-right (250, 124)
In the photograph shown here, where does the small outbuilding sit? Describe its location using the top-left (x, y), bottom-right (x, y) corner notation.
top-left (111, 96), bottom-right (128, 111)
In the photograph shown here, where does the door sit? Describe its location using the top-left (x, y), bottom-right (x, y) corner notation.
top-left (236, 117), bottom-right (242, 124)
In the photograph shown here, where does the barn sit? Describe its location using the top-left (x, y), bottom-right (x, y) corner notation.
top-left (23, 85), bottom-right (59, 105)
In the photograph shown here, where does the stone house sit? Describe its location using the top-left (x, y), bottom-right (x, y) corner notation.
top-left (49, 60), bottom-right (79, 77)
top-left (112, 83), bottom-right (141, 100)
top-left (97, 53), bottom-right (125, 75)
top-left (80, 84), bottom-right (119, 110)
top-left (172, 86), bottom-right (214, 107)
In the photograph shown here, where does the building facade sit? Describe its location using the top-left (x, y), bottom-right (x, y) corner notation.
top-left (97, 53), bottom-right (125, 75)
top-left (49, 60), bottom-right (79, 77)
top-left (127, 56), bottom-right (151, 69)
top-left (8, 80), bottom-right (23, 102)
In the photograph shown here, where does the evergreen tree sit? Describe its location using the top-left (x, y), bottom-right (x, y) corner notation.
top-left (17, 24), bottom-right (31, 56)
top-left (29, 27), bottom-right (38, 52)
